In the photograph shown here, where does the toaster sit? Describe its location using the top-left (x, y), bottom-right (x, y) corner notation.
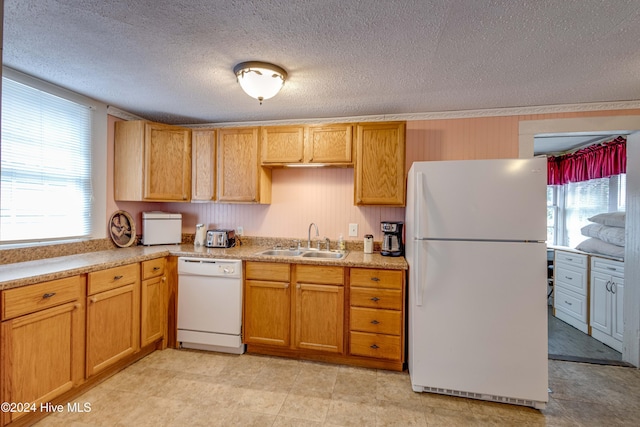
top-left (206, 229), bottom-right (236, 248)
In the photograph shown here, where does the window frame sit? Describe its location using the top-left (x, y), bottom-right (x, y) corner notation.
top-left (1, 67), bottom-right (107, 246)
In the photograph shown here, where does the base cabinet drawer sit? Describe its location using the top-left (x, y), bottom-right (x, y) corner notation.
top-left (554, 287), bottom-right (587, 322)
top-left (350, 331), bottom-right (401, 361)
top-left (350, 307), bottom-right (402, 335)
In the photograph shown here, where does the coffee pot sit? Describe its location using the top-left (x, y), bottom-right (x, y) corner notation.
top-left (381, 221), bottom-right (404, 257)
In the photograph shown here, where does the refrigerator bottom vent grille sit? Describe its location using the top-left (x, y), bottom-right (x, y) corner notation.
top-left (422, 387), bottom-right (537, 408)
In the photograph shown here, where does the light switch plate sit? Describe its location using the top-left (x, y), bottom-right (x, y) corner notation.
top-left (348, 223), bottom-right (358, 237)
top-left (236, 226), bottom-right (244, 236)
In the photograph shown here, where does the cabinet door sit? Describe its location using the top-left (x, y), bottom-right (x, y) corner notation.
top-left (261, 126), bottom-right (305, 164)
top-left (86, 283), bottom-right (140, 377)
top-left (294, 283), bottom-right (344, 353)
top-left (192, 129), bottom-right (216, 201)
top-left (218, 127), bottom-right (271, 203)
top-left (612, 277), bottom-right (624, 342)
top-left (141, 275), bottom-right (166, 347)
top-left (244, 280), bottom-right (290, 346)
top-left (354, 122), bottom-right (406, 206)
top-left (590, 271), bottom-right (612, 335)
top-left (144, 123), bottom-right (192, 201)
top-left (307, 124), bottom-right (353, 164)
top-left (1, 302), bottom-right (84, 425)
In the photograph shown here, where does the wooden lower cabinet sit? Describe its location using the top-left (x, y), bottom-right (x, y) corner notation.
top-left (244, 261), bottom-right (405, 370)
top-left (0, 276), bottom-right (85, 426)
top-left (141, 258), bottom-right (167, 347)
top-left (294, 265), bottom-right (344, 353)
top-left (244, 262), bottom-right (291, 346)
top-left (349, 268), bottom-right (405, 365)
top-left (86, 263), bottom-right (140, 377)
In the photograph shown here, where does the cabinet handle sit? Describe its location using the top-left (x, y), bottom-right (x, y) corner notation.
top-left (296, 284), bottom-right (301, 289)
top-left (42, 292), bottom-right (56, 299)
top-left (89, 297), bottom-right (97, 304)
top-left (611, 282), bottom-right (616, 294)
top-left (606, 281), bottom-right (611, 292)
top-left (566, 257), bottom-right (573, 261)
top-left (74, 303), bottom-right (82, 310)
top-left (371, 320), bottom-right (380, 325)
top-left (564, 276), bottom-right (573, 280)
top-left (114, 275), bottom-right (124, 280)
top-left (565, 301), bottom-right (572, 306)
top-left (370, 277), bottom-right (380, 282)
top-left (606, 266), bottom-right (616, 271)
top-left (153, 266), bottom-right (161, 271)
top-left (370, 344), bottom-right (379, 349)
top-left (370, 297), bottom-right (380, 302)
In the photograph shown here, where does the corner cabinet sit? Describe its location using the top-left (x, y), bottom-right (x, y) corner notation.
top-left (218, 127), bottom-right (272, 203)
top-left (354, 121), bottom-right (406, 206)
top-left (590, 256), bottom-right (624, 352)
top-left (1, 276), bottom-right (85, 426)
top-left (114, 120), bottom-right (192, 201)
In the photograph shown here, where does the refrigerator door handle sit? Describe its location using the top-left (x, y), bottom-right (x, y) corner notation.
top-left (415, 246), bottom-right (424, 306)
top-left (416, 172), bottom-right (425, 238)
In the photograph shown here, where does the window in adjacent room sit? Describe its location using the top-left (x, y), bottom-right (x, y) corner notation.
top-left (1, 75), bottom-right (93, 243)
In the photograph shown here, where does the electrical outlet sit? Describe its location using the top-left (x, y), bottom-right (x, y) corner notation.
top-left (348, 223), bottom-right (358, 237)
top-left (236, 226), bottom-right (243, 236)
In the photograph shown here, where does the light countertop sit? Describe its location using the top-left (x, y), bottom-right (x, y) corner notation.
top-left (0, 244), bottom-right (407, 290)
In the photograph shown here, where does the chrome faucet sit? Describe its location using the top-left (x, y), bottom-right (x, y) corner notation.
top-left (324, 237), bottom-right (331, 251)
top-left (308, 222), bottom-right (319, 249)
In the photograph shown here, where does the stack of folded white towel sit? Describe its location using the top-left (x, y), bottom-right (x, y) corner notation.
top-left (575, 212), bottom-right (625, 259)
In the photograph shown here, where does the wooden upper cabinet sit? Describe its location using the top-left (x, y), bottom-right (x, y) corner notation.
top-left (261, 126), bottom-right (305, 164)
top-left (260, 124), bottom-right (353, 166)
top-left (354, 121), bottom-right (406, 206)
top-left (218, 127), bottom-right (271, 203)
top-left (114, 120), bottom-right (192, 202)
top-left (306, 124), bottom-right (353, 164)
top-left (191, 129), bottom-right (217, 202)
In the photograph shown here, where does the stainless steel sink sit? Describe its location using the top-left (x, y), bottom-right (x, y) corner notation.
top-left (301, 251), bottom-right (347, 259)
top-left (256, 249), bottom-right (305, 257)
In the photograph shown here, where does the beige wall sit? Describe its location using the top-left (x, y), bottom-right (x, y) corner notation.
top-left (108, 109), bottom-right (640, 241)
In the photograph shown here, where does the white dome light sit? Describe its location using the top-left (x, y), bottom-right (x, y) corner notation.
top-left (233, 61), bottom-right (287, 105)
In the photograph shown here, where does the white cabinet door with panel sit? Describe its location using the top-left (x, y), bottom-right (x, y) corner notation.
top-left (589, 256), bottom-right (624, 352)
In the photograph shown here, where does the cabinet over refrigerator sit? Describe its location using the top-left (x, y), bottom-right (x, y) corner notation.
top-left (405, 158), bottom-right (548, 409)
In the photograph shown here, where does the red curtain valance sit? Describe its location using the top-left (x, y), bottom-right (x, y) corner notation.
top-left (547, 136), bottom-right (626, 185)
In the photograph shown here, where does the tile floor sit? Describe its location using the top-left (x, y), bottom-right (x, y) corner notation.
top-left (33, 348), bottom-right (640, 426)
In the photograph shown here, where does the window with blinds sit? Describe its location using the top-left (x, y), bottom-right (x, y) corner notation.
top-left (557, 174), bottom-right (626, 247)
top-left (1, 76), bottom-right (93, 243)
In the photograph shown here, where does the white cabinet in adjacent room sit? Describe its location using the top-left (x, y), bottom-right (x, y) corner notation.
top-left (553, 250), bottom-right (589, 333)
top-left (590, 256), bottom-right (624, 352)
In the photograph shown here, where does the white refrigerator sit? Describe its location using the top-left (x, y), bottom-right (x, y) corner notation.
top-left (405, 158), bottom-right (548, 409)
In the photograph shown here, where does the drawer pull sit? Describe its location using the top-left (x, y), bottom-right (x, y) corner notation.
top-left (114, 275), bottom-right (124, 280)
top-left (564, 276), bottom-right (573, 280)
top-left (564, 301), bottom-right (572, 306)
top-left (606, 266), bottom-right (617, 271)
top-left (370, 344), bottom-right (379, 349)
top-left (370, 297), bottom-right (380, 302)
top-left (42, 292), bottom-right (56, 299)
top-left (153, 266), bottom-right (161, 271)
top-left (566, 257), bottom-right (573, 261)
top-left (370, 277), bottom-right (380, 282)
top-left (371, 320), bottom-right (380, 325)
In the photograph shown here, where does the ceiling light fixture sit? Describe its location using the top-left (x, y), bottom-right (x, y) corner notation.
top-left (233, 61), bottom-right (287, 105)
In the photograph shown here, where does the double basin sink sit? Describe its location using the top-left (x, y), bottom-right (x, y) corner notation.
top-left (255, 248), bottom-right (348, 260)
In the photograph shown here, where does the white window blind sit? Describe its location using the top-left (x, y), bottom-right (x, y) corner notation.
top-left (1, 77), bottom-right (93, 243)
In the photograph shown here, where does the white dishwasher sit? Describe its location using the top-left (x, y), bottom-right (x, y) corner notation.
top-left (177, 257), bottom-right (245, 354)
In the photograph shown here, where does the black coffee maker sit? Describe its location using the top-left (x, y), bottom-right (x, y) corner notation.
top-left (381, 221), bottom-right (404, 257)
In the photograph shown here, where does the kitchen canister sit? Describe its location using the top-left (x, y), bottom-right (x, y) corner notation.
top-left (194, 224), bottom-right (207, 246)
top-left (364, 234), bottom-right (374, 254)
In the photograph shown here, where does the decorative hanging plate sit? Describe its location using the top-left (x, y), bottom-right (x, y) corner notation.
top-left (109, 210), bottom-right (136, 248)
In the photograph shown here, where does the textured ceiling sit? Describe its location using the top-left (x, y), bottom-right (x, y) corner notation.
top-left (3, 0), bottom-right (640, 126)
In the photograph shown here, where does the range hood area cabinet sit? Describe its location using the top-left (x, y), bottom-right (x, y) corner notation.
top-left (114, 120), bottom-right (192, 202)
top-left (354, 121), bottom-right (406, 206)
top-left (261, 124), bottom-right (354, 166)
top-left (217, 127), bottom-right (272, 204)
